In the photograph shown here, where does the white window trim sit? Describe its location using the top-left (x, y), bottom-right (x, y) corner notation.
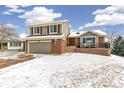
top-left (49, 24), bottom-right (58, 34)
top-left (61, 23), bottom-right (63, 34)
top-left (33, 27), bottom-right (41, 35)
top-left (9, 42), bottom-right (22, 47)
top-left (82, 36), bottom-right (97, 44)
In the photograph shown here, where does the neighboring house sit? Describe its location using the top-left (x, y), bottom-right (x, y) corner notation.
top-left (67, 30), bottom-right (107, 48)
top-left (7, 40), bottom-right (25, 51)
top-left (25, 20), bottom-right (70, 54)
top-left (67, 30), bottom-right (111, 56)
top-left (0, 39), bottom-right (25, 51)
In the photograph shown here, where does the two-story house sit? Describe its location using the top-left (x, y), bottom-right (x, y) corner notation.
top-left (25, 20), bottom-right (70, 54)
top-left (25, 20), bottom-right (111, 56)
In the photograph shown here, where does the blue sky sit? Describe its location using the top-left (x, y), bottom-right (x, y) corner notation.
top-left (0, 5), bottom-right (124, 37)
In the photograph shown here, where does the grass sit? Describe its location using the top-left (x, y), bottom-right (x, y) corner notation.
top-left (0, 54), bottom-right (34, 69)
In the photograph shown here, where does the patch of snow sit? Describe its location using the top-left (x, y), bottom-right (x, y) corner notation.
top-left (69, 31), bottom-right (86, 37)
top-left (69, 30), bottom-right (106, 38)
top-left (0, 53), bottom-right (124, 88)
top-left (0, 51), bottom-right (24, 59)
top-left (93, 30), bottom-right (106, 36)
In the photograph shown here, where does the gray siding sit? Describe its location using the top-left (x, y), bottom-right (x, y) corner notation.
top-left (29, 42), bottom-right (51, 54)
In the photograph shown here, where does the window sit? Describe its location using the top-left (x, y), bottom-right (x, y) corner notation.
top-left (18, 42), bottom-right (21, 46)
top-left (93, 37), bottom-right (95, 43)
top-left (30, 27), bottom-right (33, 35)
top-left (86, 38), bottom-right (93, 43)
top-left (37, 27), bottom-right (40, 33)
top-left (83, 38), bottom-right (85, 43)
top-left (10, 42), bottom-right (21, 47)
top-left (10, 42), bottom-right (13, 46)
top-left (50, 25), bottom-right (57, 33)
top-left (33, 27), bottom-right (40, 35)
top-left (83, 37), bottom-right (96, 43)
top-left (82, 37), bottom-right (96, 48)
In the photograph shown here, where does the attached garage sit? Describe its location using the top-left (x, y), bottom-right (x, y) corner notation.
top-left (29, 41), bottom-right (51, 54)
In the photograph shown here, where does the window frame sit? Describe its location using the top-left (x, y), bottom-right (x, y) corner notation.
top-left (82, 36), bottom-right (97, 44)
top-left (9, 42), bottom-right (22, 47)
top-left (50, 25), bottom-right (58, 34)
top-left (33, 27), bottom-right (41, 35)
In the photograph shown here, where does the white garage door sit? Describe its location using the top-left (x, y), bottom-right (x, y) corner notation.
top-left (29, 41), bottom-right (51, 54)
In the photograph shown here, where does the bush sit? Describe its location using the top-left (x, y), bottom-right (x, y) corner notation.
top-left (112, 36), bottom-right (124, 56)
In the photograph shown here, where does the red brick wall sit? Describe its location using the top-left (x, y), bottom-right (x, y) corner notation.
top-left (59, 39), bottom-right (66, 54)
top-left (75, 48), bottom-right (111, 56)
top-left (51, 39), bottom-right (66, 54)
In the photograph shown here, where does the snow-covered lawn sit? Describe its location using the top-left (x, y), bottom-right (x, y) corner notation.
top-left (0, 53), bottom-right (124, 88)
top-left (0, 51), bottom-right (24, 59)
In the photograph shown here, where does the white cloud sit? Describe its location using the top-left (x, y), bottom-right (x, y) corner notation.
top-left (18, 7), bottom-right (62, 24)
top-left (6, 24), bottom-right (18, 29)
top-left (78, 26), bottom-right (84, 30)
top-left (0, 24), bottom-right (18, 31)
top-left (2, 5), bottom-right (25, 15)
top-left (19, 5), bottom-right (31, 8)
top-left (19, 33), bottom-right (27, 38)
top-left (93, 5), bottom-right (124, 15)
top-left (70, 29), bottom-right (78, 32)
top-left (2, 11), bottom-right (11, 15)
top-left (5, 5), bottom-right (18, 9)
top-left (84, 6), bottom-right (124, 27)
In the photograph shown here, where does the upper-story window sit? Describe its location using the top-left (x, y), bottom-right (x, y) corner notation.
top-left (30, 27), bottom-right (33, 35)
top-left (50, 25), bottom-right (57, 33)
top-left (33, 27), bottom-right (40, 35)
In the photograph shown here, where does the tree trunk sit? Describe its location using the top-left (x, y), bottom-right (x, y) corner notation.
top-left (0, 42), bottom-right (3, 52)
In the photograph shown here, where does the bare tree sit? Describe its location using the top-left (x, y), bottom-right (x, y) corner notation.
top-left (107, 31), bottom-right (119, 49)
top-left (0, 24), bottom-right (19, 52)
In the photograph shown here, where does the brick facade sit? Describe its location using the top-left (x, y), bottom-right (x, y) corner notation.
top-left (75, 48), bottom-right (111, 56)
top-left (51, 39), bottom-right (66, 54)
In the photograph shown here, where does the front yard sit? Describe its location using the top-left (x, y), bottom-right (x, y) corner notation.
top-left (0, 53), bottom-right (124, 88)
top-left (0, 51), bottom-right (34, 68)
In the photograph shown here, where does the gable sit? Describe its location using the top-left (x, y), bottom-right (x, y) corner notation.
top-left (81, 32), bottom-right (97, 36)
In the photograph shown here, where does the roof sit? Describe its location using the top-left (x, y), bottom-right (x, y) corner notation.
top-left (27, 20), bottom-right (69, 27)
top-left (88, 30), bottom-right (106, 36)
top-left (0, 36), bottom-right (25, 42)
top-left (68, 30), bottom-right (106, 38)
top-left (68, 31), bottom-right (86, 37)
